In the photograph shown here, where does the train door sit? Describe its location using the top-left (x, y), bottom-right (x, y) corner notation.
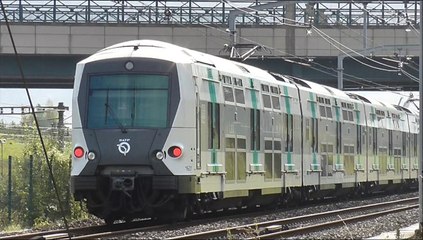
top-left (354, 102), bottom-right (366, 187)
top-left (221, 74), bottom-right (247, 184)
top-left (304, 91), bottom-right (320, 188)
top-left (401, 131), bottom-right (409, 181)
top-left (367, 106), bottom-right (379, 183)
top-left (263, 85), bottom-right (282, 182)
top-left (193, 64), bottom-right (225, 193)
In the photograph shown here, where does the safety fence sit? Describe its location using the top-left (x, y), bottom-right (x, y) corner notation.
top-left (0, 154), bottom-right (85, 229)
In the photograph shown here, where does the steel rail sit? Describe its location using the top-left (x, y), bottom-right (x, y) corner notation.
top-left (168, 197), bottom-right (418, 239)
top-left (252, 204), bottom-right (418, 239)
top-left (0, 220), bottom-right (153, 240)
top-left (1, 196), bottom-right (417, 239)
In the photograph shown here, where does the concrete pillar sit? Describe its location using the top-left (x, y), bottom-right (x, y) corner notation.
top-left (285, 2), bottom-right (296, 56)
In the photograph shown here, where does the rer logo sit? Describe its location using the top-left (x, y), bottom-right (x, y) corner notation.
top-left (117, 139), bottom-right (131, 156)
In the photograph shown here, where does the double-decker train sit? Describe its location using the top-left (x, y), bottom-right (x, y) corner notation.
top-left (71, 40), bottom-right (418, 223)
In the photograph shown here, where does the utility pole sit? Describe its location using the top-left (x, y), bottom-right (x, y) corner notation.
top-left (57, 102), bottom-right (67, 151)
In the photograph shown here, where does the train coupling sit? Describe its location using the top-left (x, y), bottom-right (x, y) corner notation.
top-left (112, 177), bottom-right (134, 191)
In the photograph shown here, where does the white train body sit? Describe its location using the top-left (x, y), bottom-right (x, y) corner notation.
top-left (71, 40), bottom-right (418, 221)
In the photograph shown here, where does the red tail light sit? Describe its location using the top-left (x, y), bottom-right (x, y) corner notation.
top-left (74, 146), bottom-right (85, 158)
top-left (168, 146), bottom-right (182, 158)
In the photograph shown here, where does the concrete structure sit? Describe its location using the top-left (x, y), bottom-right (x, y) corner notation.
top-left (0, 1), bottom-right (420, 90)
top-left (0, 24), bottom-right (419, 57)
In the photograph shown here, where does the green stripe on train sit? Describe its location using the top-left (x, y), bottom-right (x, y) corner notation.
top-left (334, 99), bottom-right (341, 165)
top-left (208, 68), bottom-right (218, 172)
top-left (355, 103), bottom-right (361, 168)
top-left (250, 78), bottom-right (259, 171)
top-left (283, 86), bottom-right (292, 167)
top-left (309, 92), bottom-right (318, 170)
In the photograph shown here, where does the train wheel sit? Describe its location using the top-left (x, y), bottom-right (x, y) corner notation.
top-left (105, 217), bottom-right (115, 225)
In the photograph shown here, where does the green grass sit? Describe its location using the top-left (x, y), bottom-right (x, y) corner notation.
top-left (0, 136), bottom-right (26, 161)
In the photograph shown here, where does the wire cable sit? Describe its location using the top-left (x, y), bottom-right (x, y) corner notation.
top-left (223, 0), bottom-right (418, 89)
top-left (0, 0), bottom-right (71, 236)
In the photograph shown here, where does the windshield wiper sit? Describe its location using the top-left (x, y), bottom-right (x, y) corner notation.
top-left (105, 103), bottom-right (127, 133)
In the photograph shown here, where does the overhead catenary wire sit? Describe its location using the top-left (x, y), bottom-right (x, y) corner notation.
top-left (105, 0), bottom-right (415, 95)
top-left (222, 0), bottom-right (417, 92)
top-left (106, 0), bottom-right (414, 93)
top-left (225, 0), bottom-right (418, 76)
top-left (0, 0), bottom-right (71, 237)
top-left (311, 26), bottom-right (400, 72)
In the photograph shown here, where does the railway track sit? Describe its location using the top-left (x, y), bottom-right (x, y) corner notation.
top-left (1, 196), bottom-right (417, 239)
top-left (0, 220), bottom-right (161, 240)
top-left (168, 197), bottom-right (418, 239)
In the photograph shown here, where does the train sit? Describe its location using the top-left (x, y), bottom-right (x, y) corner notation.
top-left (71, 40), bottom-right (419, 223)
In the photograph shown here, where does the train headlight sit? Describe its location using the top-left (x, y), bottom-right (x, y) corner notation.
top-left (155, 151), bottom-right (164, 160)
top-left (74, 146), bottom-right (85, 158)
top-left (168, 146), bottom-right (183, 158)
top-left (125, 61), bottom-right (134, 71)
top-left (87, 151), bottom-right (96, 160)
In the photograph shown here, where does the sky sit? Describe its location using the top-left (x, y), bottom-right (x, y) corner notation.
top-left (0, 88), bottom-right (418, 126)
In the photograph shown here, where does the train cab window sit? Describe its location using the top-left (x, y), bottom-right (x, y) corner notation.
top-left (223, 87), bottom-right (234, 102)
top-left (235, 89), bottom-right (245, 104)
top-left (87, 74), bottom-right (169, 129)
top-left (261, 84), bottom-right (270, 92)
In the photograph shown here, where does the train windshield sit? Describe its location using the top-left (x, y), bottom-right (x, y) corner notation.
top-left (87, 74), bottom-right (169, 129)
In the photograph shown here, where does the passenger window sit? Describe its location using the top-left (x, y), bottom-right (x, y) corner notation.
top-left (319, 105), bottom-right (326, 117)
top-left (272, 96), bottom-right (280, 110)
top-left (326, 107), bottom-right (332, 118)
top-left (263, 94), bottom-right (271, 108)
top-left (235, 89), bottom-right (245, 104)
top-left (223, 86), bottom-right (234, 102)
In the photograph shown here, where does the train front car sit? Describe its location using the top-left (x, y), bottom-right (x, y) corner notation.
top-left (71, 40), bottom-right (196, 223)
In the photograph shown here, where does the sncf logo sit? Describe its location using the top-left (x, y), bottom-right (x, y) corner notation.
top-left (117, 139), bottom-right (131, 156)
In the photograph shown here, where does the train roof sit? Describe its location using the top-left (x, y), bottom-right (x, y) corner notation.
top-left (91, 40), bottom-right (414, 115)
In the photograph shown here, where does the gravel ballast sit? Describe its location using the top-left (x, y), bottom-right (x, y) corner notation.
top-left (124, 192), bottom-right (419, 239)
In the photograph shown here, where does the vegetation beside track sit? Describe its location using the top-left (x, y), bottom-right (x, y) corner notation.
top-left (0, 127), bottom-right (89, 232)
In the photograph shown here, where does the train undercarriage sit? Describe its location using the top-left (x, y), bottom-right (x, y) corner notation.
top-left (74, 175), bottom-right (418, 224)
